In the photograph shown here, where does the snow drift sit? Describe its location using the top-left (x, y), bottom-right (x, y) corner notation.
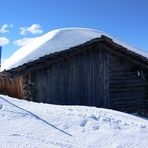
top-left (0, 95), bottom-right (147, 148)
top-left (2, 28), bottom-right (148, 71)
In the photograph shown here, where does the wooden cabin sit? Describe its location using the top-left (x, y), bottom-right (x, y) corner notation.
top-left (0, 35), bottom-right (148, 114)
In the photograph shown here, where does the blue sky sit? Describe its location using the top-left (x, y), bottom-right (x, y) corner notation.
top-left (0, 0), bottom-right (148, 61)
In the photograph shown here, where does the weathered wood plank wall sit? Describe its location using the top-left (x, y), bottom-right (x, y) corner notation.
top-left (109, 54), bottom-right (147, 113)
top-left (32, 48), bottom-right (109, 107)
top-left (143, 69), bottom-right (148, 113)
top-left (0, 42), bottom-right (147, 114)
top-left (0, 77), bottom-right (24, 98)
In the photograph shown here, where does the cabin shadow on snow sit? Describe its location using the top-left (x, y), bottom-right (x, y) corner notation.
top-left (0, 35), bottom-right (148, 116)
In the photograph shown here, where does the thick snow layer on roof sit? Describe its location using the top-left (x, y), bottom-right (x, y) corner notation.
top-left (2, 28), bottom-right (102, 71)
top-left (2, 28), bottom-right (148, 71)
top-left (0, 95), bottom-right (148, 147)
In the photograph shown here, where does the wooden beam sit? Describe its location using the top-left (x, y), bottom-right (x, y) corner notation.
top-left (9, 42), bottom-right (98, 78)
top-left (97, 43), bottom-right (148, 69)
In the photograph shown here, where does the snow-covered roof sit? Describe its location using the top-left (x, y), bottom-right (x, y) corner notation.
top-left (2, 28), bottom-right (148, 71)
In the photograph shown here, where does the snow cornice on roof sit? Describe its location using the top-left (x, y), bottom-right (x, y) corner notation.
top-left (1, 28), bottom-right (148, 75)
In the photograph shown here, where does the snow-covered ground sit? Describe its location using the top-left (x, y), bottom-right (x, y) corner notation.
top-left (0, 95), bottom-right (148, 148)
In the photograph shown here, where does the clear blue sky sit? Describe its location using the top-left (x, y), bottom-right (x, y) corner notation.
top-left (0, 0), bottom-right (148, 60)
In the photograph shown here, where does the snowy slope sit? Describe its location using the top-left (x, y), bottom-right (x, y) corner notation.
top-left (2, 28), bottom-right (148, 71)
top-left (0, 95), bottom-right (148, 148)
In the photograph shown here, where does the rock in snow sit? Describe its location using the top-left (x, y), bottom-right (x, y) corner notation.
top-left (2, 28), bottom-right (148, 71)
top-left (0, 95), bottom-right (147, 148)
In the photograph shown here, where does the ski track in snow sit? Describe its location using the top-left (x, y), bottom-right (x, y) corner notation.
top-left (0, 96), bottom-right (72, 137)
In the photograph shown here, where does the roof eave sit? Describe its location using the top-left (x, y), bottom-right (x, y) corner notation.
top-left (1, 35), bottom-right (148, 78)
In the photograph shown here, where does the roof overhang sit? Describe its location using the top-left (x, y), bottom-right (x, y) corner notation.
top-left (1, 35), bottom-right (148, 79)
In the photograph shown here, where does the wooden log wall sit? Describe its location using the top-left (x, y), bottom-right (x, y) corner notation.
top-left (109, 54), bottom-right (147, 113)
top-left (0, 76), bottom-right (24, 99)
top-left (143, 69), bottom-right (148, 113)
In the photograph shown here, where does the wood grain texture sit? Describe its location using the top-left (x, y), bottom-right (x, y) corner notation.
top-left (32, 47), bottom-right (109, 107)
top-left (0, 39), bottom-right (147, 114)
top-left (109, 54), bottom-right (147, 113)
top-left (0, 77), bottom-right (24, 99)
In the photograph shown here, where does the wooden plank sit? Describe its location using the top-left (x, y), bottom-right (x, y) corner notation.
top-left (97, 43), bottom-right (148, 69)
top-left (0, 76), bottom-right (24, 99)
top-left (103, 50), bottom-right (109, 108)
top-left (30, 46), bottom-right (110, 108)
top-left (109, 53), bottom-right (146, 113)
